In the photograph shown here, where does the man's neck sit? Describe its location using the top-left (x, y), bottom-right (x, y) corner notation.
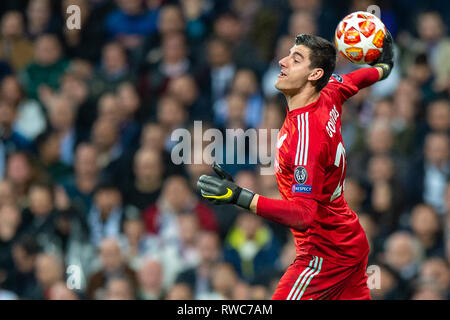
top-left (285, 87), bottom-right (320, 112)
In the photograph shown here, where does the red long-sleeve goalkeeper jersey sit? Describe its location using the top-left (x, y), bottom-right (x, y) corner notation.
top-left (258, 68), bottom-right (380, 266)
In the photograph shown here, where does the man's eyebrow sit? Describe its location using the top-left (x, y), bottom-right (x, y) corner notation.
top-left (289, 49), bottom-right (304, 59)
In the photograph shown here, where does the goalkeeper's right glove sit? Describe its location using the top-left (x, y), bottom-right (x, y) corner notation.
top-left (197, 163), bottom-right (255, 210)
top-left (370, 29), bottom-right (394, 80)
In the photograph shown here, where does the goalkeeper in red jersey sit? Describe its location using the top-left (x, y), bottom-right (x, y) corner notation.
top-left (197, 32), bottom-right (394, 300)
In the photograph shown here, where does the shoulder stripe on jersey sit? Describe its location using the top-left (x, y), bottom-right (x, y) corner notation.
top-left (299, 113), bottom-right (305, 165)
top-left (303, 112), bottom-right (309, 166)
top-left (295, 112), bottom-right (309, 166)
top-left (295, 115), bottom-right (302, 165)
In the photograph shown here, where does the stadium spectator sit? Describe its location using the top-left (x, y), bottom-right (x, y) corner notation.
top-left (143, 175), bottom-right (218, 239)
top-left (165, 282), bottom-right (193, 300)
top-left (104, 275), bottom-right (137, 300)
top-left (86, 237), bottom-right (138, 300)
top-left (87, 183), bottom-right (123, 247)
top-left (0, 75), bottom-right (46, 140)
top-left (48, 281), bottom-right (79, 300)
top-left (19, 34), bottom-right (69, 101)
top-left (32, 252), bottom-right (64, 299)
top-left (0, 11), bottom-right (33, 71)
top-left (137, 257), bottom-right (165, 300)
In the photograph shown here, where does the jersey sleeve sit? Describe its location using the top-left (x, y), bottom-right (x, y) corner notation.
top-left (325, 67), bottom-right (380, 104)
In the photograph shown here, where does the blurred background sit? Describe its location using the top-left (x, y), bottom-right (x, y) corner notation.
top-left (0, 0), bottom-right (448, 300)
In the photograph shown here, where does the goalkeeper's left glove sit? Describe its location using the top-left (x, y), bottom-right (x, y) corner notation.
top-left (197, 163), bottom-right (255, 210)
top-left (370, 29), bottom-right (394, 80)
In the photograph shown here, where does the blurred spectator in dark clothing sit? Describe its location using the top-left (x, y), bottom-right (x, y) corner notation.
top-left (137, 257), bottom-right (165, 300)
top-left (369, 263), bottom-right (409, 300)
top-left (123, 147), bottom-right (163, 211)
top-left (0, 204), bottom-right (22, 284)
top-left (60, 0), bottom-right (111, 62)
top-left (175, 231), bottom-right (221, 299)
top-left (212, 11), bottom-right (266, 75)
top-left (0, 11), bottom-right (34, 71)
top-left (417, 257), bottom-right (450, 298)
top-left (29, 252), bottom-right (64, 299)
top-left (105, 0), bottom-right (159, 51)
top-left (383, 231), bottom-right (423, 282)
top-left (62, 143), bottom-right (100, 215)
top-left (140, 32), bottom-right (192, 102)
top-left (25, 0), bottom-right (60, 40)
top-left (2, 235), bottom-right (40, 298)
top-left (21, 183), bottom-right (55, 239)
top-left (410, 204), bottom-right (445, 258)
top-left (86, 237), bottom-right (138, 300)
top-left (223, 212), bottom-right (279, 282)
top-left (90, 117), bottom-right (123, 175)
top-left (19, 34), bottom-right (69, 101)
top-left (408, 132), bottom-right (449, 214)
top-left (115, 82), bottom-right (142, 149)
top-left (47, 95), bottom-right (78, 167)
top-left (87, 183), bottom-right (123, 247)
top-left (90, 41), bottom-right (133, 99)
top-left (143, 175), bottom-right (217, 239)
top-left (196, 37), bottom-right (236, 105)
top-left (167, 74), bottom-right (212, 122)
top-left (35, 131), bottom-right (72, 184)
top-left (0, 75), bottom-right (46, 141)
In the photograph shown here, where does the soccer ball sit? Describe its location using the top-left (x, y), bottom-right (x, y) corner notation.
top-left (334, 11), bottom-right (386, 65)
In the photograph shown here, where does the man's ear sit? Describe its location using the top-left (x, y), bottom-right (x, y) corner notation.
top-left (308, 68), bottom-right (324, 82)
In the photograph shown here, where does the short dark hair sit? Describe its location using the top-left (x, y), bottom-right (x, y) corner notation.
top-left (295, 34), bottom-right (336, 91)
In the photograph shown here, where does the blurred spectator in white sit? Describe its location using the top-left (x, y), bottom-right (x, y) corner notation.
top-left (0, 76), bottom-right (46, 140)
top-left (0, 11), bottom-right (33, 71)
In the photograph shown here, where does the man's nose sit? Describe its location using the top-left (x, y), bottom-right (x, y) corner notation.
top-left (279, 56), bottom-right (288, 68)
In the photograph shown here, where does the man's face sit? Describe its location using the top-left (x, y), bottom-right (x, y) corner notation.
top-left (275, 44), bottom-right (314, 95)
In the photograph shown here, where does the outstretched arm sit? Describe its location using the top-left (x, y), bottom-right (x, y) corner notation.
top-left (198, 164), bottom-right (316, 232)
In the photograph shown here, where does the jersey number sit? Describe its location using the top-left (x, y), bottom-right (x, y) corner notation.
top-left (330, 142), bottom-right (346, 202)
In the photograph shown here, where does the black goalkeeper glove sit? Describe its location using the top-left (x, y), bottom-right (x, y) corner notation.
top-left (197, 163), bottom-right (255, 209)
top-left (369, 29), bottom-right (394, 80)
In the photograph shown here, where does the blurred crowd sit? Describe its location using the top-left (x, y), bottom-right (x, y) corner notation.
top-left (0, 0), bottom-right (448, 300)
